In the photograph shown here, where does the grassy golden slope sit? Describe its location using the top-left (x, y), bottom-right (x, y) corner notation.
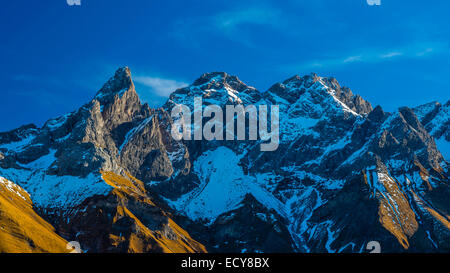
top-left (0, 177), bottom-right (69, 253)
top-left (93, 171), bottom-right (206, 253)
top-left (365, 169), bottom-right (450, 250)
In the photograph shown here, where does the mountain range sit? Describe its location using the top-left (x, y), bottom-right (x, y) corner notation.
top-left (0, 67), bottom-right (448, 253)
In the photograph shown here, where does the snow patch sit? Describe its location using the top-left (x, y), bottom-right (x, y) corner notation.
top-left (0, 176), bottom-right (29, 201)
top-left (167, 147), bottom-right (287, 224)
top-left (0, 135), bottom-right (35, 152)
top-left (0, 168), bottom-right (112, 209)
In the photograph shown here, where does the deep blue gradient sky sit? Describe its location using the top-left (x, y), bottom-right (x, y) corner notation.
top-left (1, 0), bottom-right (449, 131)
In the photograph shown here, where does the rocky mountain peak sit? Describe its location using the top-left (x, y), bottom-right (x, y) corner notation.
top-left (190, 71), bottom-right (256, 94)
top-left (367, 105), bottom-right (386, 123)
top-left (166, 72), bottom-right (260, 107)
top-left (413, 100), bottom-right (449, 142)
top-left (274, 73), bottom-right (320, 92)
top-left (413, 101), bottom-right (441, 121)
top-left (267, 73), bottom-right (372, 116)
top-left (398, 107), bottom-right (423, 131)
top-left (94, 67), bottom-right (136, 105)
top-left (192, 72), bottom-right (228, 86)
top-left (192, 72), bottom-right (245, 89)
top-left (0, 67), bottom-right (448, 253)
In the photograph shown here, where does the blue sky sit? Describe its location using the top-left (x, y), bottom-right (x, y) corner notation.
top-left (0, 0), bottom-right (449, 131)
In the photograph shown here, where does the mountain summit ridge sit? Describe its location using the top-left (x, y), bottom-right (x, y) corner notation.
top-left (0, 67), bottom-right (448, 253)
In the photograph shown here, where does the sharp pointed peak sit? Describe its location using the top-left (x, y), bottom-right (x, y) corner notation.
top-left (368, 105), bottom-right (387, 123)
top-left (94, 66), bottom-right (136, 104)
top-left (115, 66), bottom-right (132, 77)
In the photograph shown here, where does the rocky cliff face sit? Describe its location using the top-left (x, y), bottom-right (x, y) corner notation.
top-left (0, 67), bottom-right (448, 253)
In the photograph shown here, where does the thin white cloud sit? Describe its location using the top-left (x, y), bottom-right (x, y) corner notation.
top-left (416, 48), bottom-right (434, 57)
top-left (380, 52), bottom-right (403, 59)
top-left (214, 6), bottom-right (282, 32)
top-left (134, 76), bottom-right (188, 97)
top-left (282, 42), bottom-right (447, 71)
top-left (343, 56), bottom-right (363, 63)
top-left (169, 5), bottom-right (283, 47)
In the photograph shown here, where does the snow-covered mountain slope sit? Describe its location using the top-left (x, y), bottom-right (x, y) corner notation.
top-left (413, 101), bottom-right (449, 159)
top-left (0, 67), bottom-right (448, 253)
top-left (158, 72), bottom-right (449, 253)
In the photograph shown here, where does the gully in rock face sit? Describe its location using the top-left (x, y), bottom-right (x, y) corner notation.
top-left (170, 97), bottom-right (280, 151)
